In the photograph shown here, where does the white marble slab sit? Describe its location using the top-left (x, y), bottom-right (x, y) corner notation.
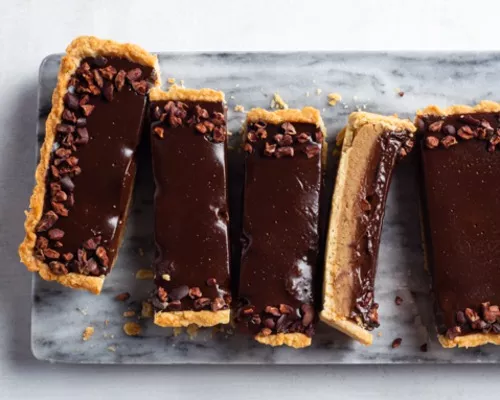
top-left (32, 52), bottom-right (500, 364)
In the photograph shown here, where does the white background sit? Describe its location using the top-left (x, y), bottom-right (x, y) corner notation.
top-left (1, 0), bottom-right (499, 399)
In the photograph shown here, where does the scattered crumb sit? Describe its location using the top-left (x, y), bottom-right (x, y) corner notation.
top-left (138, 247), bottom-right (144, 257)
top-left (167, 77), bottom-right (176, 84)
top-left (82, 326), bottom-right (94, 341)
top-left (343, 104), bottom-right (349, 109)
top-left (377, 331), bottom-right (383, 337)
top-left (123, 322), bottom-right (141, 336)
top-left (76, 307), bottom-right (88, 316)
top-left (420, 343), bottom-right (428, 352)
top-left (230, 95), bottom-right (235, 99)
top-left (305, 91), bottom-right (310, 97)
top-left (270, 93), bottom-right (288, 110)
top-left (161, 273), bottom-right (171, 281)
top-left (115, 292), bottom-right (130, 302)
top-left (107, 345), bottom-right (117, 352)
top-left (315, 88), bottom-right (322, 95)
top-left (186, 324), bottom-right (199, 339)
top-left (398, 91), bottom-right (405, 97)
top-left (104, 319), bottom-right (109, 327)
top-left (234, 104), bottom-right (245, 113)
top-left (180, 79), bottom-right (185, 87)
top-left (395, 295), bottom-right (403, 306)
top-left (391, 338), bottom-right (402, 349)
top-left (123, 310), bottom-right (136, 318)
top-left (141, 301), bottom-right (153, 318)
top-left (136, 269), bottom-right (154, 280)
top-left (327, 92), bottom-right (342, 106)
top-left (173, 327), bottom-right (183, 337)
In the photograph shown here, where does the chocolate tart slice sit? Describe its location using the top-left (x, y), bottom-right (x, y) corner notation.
top-left (149, 86), bottom-right (231, 327)
top-left (19, 36), bottom-right (160, 294)
top-left (417, 101), bottom-right (500, 348)
top-left (237, 107), bottom-right (326, 349)
top-left (320, 112), bottom-right (416, 345)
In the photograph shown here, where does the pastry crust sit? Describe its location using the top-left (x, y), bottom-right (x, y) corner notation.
top-left (18, 36), bottom-right (160, 294)
top-left (154, 309), bottom-right (230, 327)
top-left (416, 100), bottom-right (500, 117)
top-left (254, 332), bottom-right (312, 349)
top-left (149, 86), bottom-right (224, 103)
top-left (438, 332), bottom-right (500, 348)
top-left (321, 112), bottom-right (416, 345)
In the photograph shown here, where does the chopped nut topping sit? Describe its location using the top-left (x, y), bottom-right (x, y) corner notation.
top-left (425, 136), bottom-right (439, 149)
top-left (123, 322), bottom-right (141, 336)
top-left (391, 337), bottom-right (402, 348)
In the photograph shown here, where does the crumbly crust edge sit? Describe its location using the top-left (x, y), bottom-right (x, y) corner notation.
top-left (18, 36), bottom-right (160, 294)
top-left (149, 86), bottom-right (225, 103)
top-left (254, 332), bottom-right (312, 349)
top-left (438, 332), bottom-right (500, 348)
top-left (320, 311), bottom-right (373, 346)
top-left (416, 100), bottom-right (500, 117)
top-left (348, 111), bottom-right (416, 134)
top-left (154, 309), bottom-right (230, 327)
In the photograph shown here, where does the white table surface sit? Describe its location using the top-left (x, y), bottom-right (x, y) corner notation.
top-left (1, 0), bottom-right (499, 398)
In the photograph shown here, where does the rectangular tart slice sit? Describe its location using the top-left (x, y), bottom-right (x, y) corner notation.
top-left (149, 86), bottom-right (231, 327)
top-left (19, 36), bottom-right (160, 294)
top-left (236, 107), bottom-right (326, 349)
top-left (320, 112), bottom-right (416, 345)
top-left (417, 101), bottom-right (500, 348)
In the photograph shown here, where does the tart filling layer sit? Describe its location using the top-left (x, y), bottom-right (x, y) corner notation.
top-left (236, 107), bottom-right (326, 349)
top-left (19, 36), bottom-right (159, 294)
top-left (149, 87), bottom-right (231, 327)
top-left (321, 112), bottom-right (416, 345)
top-left (417, 101), bottom-right (500, 348)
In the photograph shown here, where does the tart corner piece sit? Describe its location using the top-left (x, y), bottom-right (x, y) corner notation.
top-left (320, 112), bottom-right (416, 345)
top-left (19, 36), bottom-right (160, 294)
top-left (417, 101), bottom-right (500, 348)
top-left (237, 107), bottom-right (325, 349)
top-left (149, 87), bottom-right (231, 328)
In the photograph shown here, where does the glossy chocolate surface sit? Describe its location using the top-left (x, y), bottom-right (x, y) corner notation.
top-left (150, 101), bottom-right (231, 310)
top-left (238, 122), bottom-right (322, 334)
top-left (39, 57), bottom-right (153, 274)
top-left (350, 130), bottom-right (413, 328)
top-left (421, 112), bottom-right (500, 334)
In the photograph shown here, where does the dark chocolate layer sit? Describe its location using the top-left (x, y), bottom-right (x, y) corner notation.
top-left (150, 100), bottom-right (231, 313)
top-left (349, 129), bottom-right (414, 330)
top-left (237, 120), bottom-right (321, 337)
top-left (35, 57), bottom-right (153, 276)
top-left (420, 112), bottom-right (500, 337)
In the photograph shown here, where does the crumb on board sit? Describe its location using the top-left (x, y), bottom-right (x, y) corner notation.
top-left (234, 104), bottom-right (245, 113)
top-left (180, 79), bottom-right (185, 87)
top-left (76, 307), bottom-right (88, 316)
top-left (115, 292), bottom-right (130, 302)
top-left (107, 345), bottom-right (117, 352)
top-left (270, 93), bottom-right (288, 110)
top-left (391, 338), bottom-right (402, 349)
top-left (82, 326), bottom-right (94, 341)
top-left (136, 268), bottom-right (154, 280)
top-left (141, 301), bottom-right (154, 318)
top-left (316, 88), bottom-right (322, 95)
top-left (327, 92), bottom-right (342, 106)
top-left (377, 331), bottom-right (383, 337)
top-left (395, 87), bottom-right (405, 97)
top-left (167, 77), bottom-right (176, 84)
top-left (123, 310), bottom-right (136, 318)
top-left (230, 95), bottom-right (235, 99)
top-left (104, 319), bottom-right (109, 327)
top-left (161, 273), bottom-right (171, 281)
top-left (123, 322), bottom-right (142, 337)
top-left (187, 324), bottom-right (199, 339)
top-left (305, 91), bottom-right (310, 97)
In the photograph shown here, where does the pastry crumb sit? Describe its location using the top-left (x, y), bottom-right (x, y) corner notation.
top-left (141, 301), bottom-right (153, 318)
top-left (234, 104), bottom-right (245, 113)
top-left (82, 326), bottom-right (94, 341)
top-left (123, 322), bottom-right (141, 336)
top-left (187, 324), bottom-right (199, 339)
top-left (161, 273), bottom-right (171, 281)
top-left (180, 79), bottom-right (185, 87)
top-left (123, 310), bottom-right (136, 318)
top-left (377, 331), bottom-right (383, 337)
top-left (167, 77), bottom-right (176, 84)
top-left (230, 95), bottom-right (235, 99)
top-left (327, 92), bottom-right (342, 106)
top-left (107, 345), bottom-right (117, 352)
top-left (316, 88), bottom-right (322, 95)
top-left (136, 268), bottom-right (154, 280)
top-left (270, 93), bottom-right (288, 110)
top-left (104, 319), bottom-right (109, 327)
top-left (305, 91), bottom-right (310, 97)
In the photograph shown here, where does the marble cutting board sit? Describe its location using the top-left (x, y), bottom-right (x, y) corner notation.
top-left (32, 52), bottom-right (500, 364)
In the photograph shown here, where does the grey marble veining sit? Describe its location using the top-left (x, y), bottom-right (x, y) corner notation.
top-left (32, 52), bottom-right (500, 364)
